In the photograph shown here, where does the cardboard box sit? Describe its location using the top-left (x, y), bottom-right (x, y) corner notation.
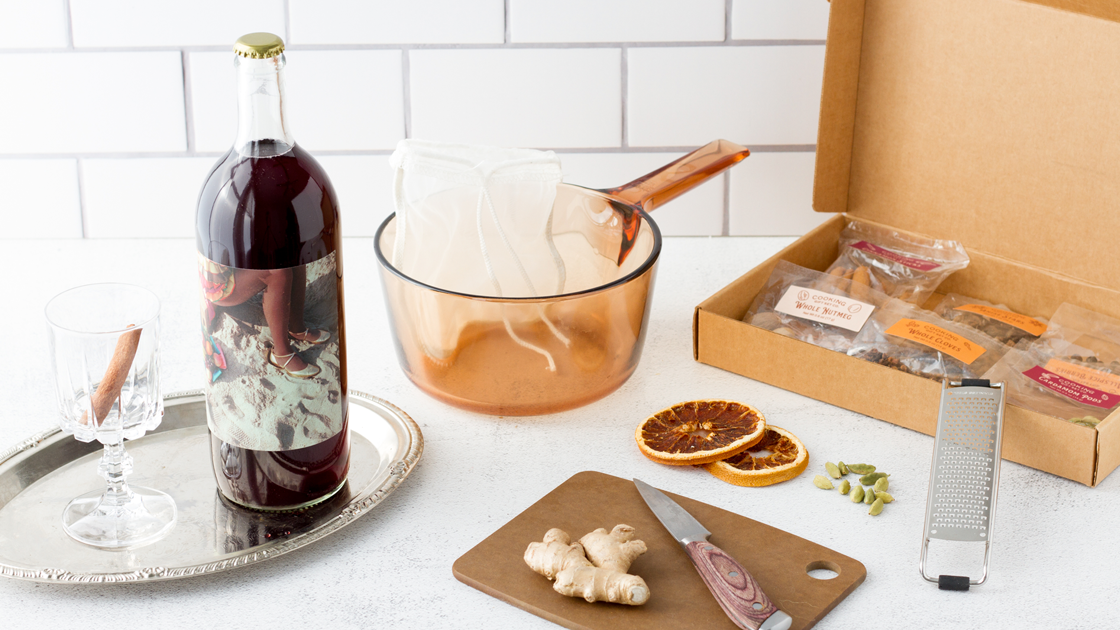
top-left (694, 0), bottom-right (1120, 486)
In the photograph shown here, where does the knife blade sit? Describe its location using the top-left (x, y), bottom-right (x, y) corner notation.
top-left (634, 478), bottom-right (793, 630)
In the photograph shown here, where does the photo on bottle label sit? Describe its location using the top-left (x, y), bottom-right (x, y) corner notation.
top-left (198, 252), bottom-right (343, 451)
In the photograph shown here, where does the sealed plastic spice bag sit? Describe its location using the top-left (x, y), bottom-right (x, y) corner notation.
top-left (1033, 303), bottom-right (1120, 363)
top-left (825, 221), bottom-right (970, 305)
top-left (932, 293), bottom-right (1048, 346)
top-left (847, 300), bottom-right (1007, 382)
top-left (744, 260), bottom-right (891, 352)
top-left (983, 345), bottom-right (1120, 427)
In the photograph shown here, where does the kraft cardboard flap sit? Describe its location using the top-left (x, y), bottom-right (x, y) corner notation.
top-left (814, 0), bottom-right (1120, 292)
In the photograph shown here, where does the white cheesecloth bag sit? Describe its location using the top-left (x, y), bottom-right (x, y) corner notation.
top-left (389, 140), bottom-right (571, 370)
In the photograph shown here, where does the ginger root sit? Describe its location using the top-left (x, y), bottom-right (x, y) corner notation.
top-left (524, 528), bottom-right (593, 580)
top-left (579, 524), bottom-right (648, 573)
top-left (524, 525), bottom-right (650, 606)
top-left (554, 565), bottom-right (649, 605)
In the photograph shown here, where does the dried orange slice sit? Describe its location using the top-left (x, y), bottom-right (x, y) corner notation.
top-left (703, 425), bottom-right (809, 487)
top-left (635, 400), bottom-right (767, 466)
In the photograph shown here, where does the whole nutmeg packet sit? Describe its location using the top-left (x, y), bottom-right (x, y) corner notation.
top-left (826, 221), bottom-right (970, 305)
top-left (744, 260), bottom-right (892, 353)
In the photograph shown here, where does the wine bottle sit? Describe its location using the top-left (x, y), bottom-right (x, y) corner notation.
top-left (195, 32), bottom-right (350, 511)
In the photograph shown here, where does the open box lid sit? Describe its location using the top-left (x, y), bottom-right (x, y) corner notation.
top-left (814, 0), bottom-right (1120, 292)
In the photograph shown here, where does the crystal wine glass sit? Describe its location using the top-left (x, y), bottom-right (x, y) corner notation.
top-left (45, 283), bottom-right (176, 549)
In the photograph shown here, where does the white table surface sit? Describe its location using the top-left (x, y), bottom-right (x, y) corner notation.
top-left (2, 236), bottom-right (1117, 630)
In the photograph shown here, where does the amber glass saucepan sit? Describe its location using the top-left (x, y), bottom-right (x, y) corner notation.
top-left (374, 139), bottom-right (750, 415)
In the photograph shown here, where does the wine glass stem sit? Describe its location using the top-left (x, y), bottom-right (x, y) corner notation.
top-left (97, 441), bottom-right (136, 507)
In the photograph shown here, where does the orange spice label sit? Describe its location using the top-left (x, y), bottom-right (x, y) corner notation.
top-left (953, 304), bottom-right (1047, 336)
top-left (1044, 359), bottom-right (1120, 396)
top-left (885, 318), bottom-right (987, 365)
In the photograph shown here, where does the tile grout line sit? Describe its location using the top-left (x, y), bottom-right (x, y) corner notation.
top-left (181, 52), bottom-right (196, 153)
top-left (62, 0), bottom-right (74, 48)
top-left (0, 145), bottom-right (816, 160)
top-left (0, 145), bottom-right (817, 160)
top-left (75, 159), bottom-right (88, 238)
top-left (725, 0), bottom-right (733, 42)
top-left (620, 46), bottom-right (628, 149)
top-left (504, 0), bottom-right (511, 44)
top-left (401, 50), bottom-right (412, 139)
top-left (722, 172), bottom-right (731, 236)
top-left (0, 40), bottom-right (827, 55)
top-left (284, 0), bottom-right (292, 43)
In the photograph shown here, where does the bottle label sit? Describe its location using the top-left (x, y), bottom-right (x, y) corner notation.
top-left (774, 285), bottom-right (876, 333)
top-left (884, 318), bottom-right (987, 364)
top-left (198, 252), bottom-right (344, 451)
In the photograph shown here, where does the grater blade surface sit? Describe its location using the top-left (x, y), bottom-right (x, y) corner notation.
top-left (925, 384), bottom-right (1004, 543)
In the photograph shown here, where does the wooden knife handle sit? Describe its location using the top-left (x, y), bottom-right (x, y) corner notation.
top-left (684, 540), bottom-right (779, 630)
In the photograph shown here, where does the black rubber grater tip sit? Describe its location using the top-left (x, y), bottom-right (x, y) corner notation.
top-left (938, 575), bottom-right (971, 591)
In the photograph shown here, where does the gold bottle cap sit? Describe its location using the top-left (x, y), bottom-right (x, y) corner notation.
top-left (233, 32), bottom-right (285, 59)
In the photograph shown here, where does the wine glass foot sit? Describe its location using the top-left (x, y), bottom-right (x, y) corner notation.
top-left (62, 486), bottom-right (177, 549)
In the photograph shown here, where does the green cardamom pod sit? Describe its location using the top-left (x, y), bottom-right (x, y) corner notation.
top-left (848, 463), bottom-right (876, 475)
top-left (876, 491), bottom-right (894, 504)
top-left (869, 497), bottom-right (884, 516)
top-left (838, 461), bottom-right (850, 475)
top-left (874, 477), bottom-right (889, 493)
top-left (825, 462), bottom-right (842, 479)
top-left (860, 472), bottom-right (888, 485)
top-left (813, 475), bottom-right (834, 490)
top-left (850, 485), bottom-right (864, 503)
top-left (838, 480), bottom-right (851, 494)
top-left (863, 487), bottom-right (875, 504)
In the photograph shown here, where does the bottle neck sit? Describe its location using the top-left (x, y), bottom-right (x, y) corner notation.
top-left (234, 54), bottom-right (295, 158)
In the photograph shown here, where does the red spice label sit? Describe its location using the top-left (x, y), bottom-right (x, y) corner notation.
top-left (954, 304), bottom-right (1047, 336)
top-left (849, 241), bottom-right (941, 272)
top-left (885, 318), bottom-right (986, 364)
top-left (1023, 366), bottom-right (1120, 409)
top-left (1043, 359), bottom-right (1120, 396)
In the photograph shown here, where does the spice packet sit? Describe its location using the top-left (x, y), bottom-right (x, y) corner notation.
top-left (1032, 303), bottom-right (1120, 363)
top-left (825, 221), bottom-right (970, 305)
top-left (932, 293), bottom-right (1048, 346)
top-left (846, 300), bottom-right (1008, 382)
top-left (744, 260), bottom-right (891, 352)
top-left (983, 345), bottom-right (1120, 427)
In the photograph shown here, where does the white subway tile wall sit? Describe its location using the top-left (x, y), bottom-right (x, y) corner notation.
top-left (627, 46), bottom-right (826, 147)
top-left (0, 160), bottom-right (82, 237)
top-left (509, 0), bottom-right (725, 43)
top-left (0, 1), bottom-right (830, 239)
top-left (289, 0), bottom-right (504, 45)
top-left (69, 0), bottom-right (285, 48)
top-left (731, 0), bottom-right (831, 40)
top-left (410, 48), bottom-right (622, 148)
top-left (0, 0), bottom-right (68, 49)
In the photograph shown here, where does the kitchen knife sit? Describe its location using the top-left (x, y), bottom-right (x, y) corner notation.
top-left (634, 478), bottom-right (793, 630)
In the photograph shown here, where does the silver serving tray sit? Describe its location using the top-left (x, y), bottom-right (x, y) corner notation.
top-left (0, 390), bottom-right (423, 583)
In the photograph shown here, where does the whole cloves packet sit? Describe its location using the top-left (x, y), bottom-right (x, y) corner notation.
top-left (744, 260), bottom-right (891, 353)
top-left (847, 299), bottom-right (1007, 382)
top-left (932, 293), bottom-right (1048, 346)
top-left (825, 221), bottom-right (970, 305)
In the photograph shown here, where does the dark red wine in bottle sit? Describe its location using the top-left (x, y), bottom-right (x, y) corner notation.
top-left (195, 32), bottom-right (349, 511)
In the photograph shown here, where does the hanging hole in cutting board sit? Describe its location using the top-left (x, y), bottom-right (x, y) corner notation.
top-left (806, 560), bottom-right (841, 580)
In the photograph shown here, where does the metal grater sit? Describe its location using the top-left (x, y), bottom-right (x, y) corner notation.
top-left (919, 379), bottom-right (1005, 591)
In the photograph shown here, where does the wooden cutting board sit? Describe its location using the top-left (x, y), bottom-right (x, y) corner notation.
top-left (453, 471), bottom-right (865, 630)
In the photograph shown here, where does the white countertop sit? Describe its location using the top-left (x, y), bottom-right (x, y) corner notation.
top-left (2, 236), bottom-right (1117, 629)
